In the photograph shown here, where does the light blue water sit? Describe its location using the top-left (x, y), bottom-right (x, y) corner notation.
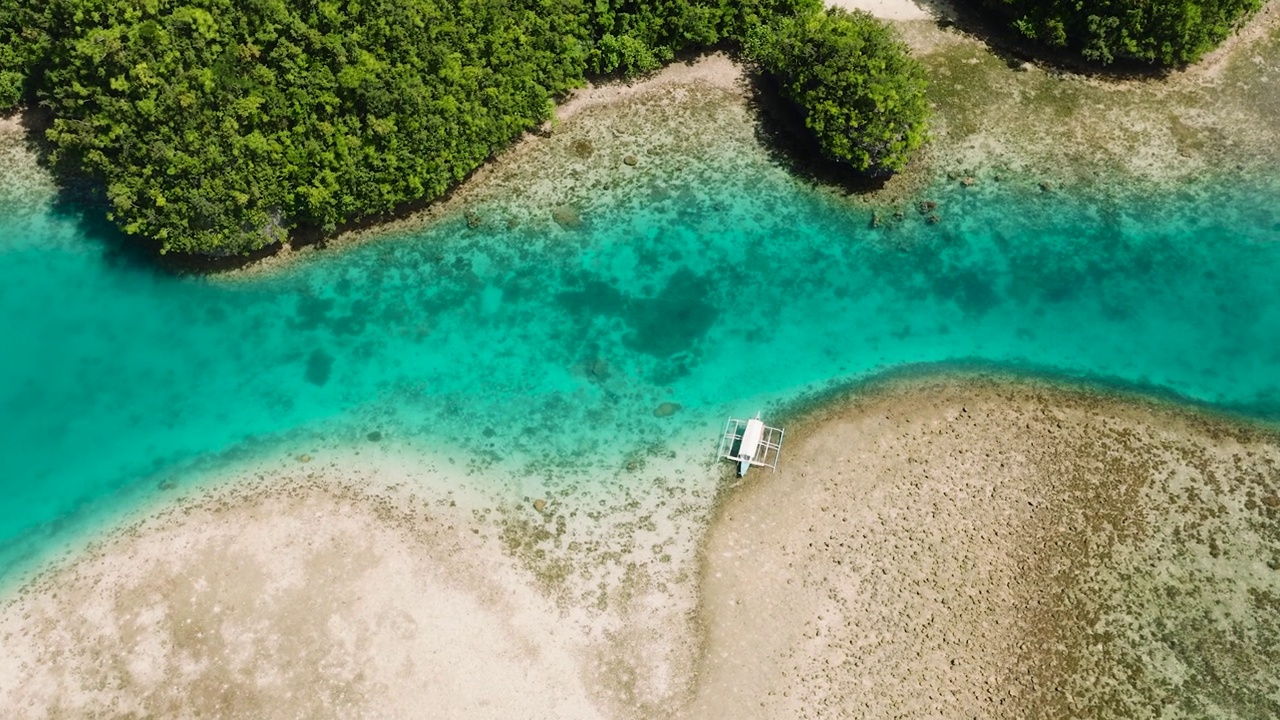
top-left (2, 152), bottom-right (1280, 579)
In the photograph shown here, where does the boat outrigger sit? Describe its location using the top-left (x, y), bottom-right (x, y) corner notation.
top-left (718, 412), bottom-right (785, 476)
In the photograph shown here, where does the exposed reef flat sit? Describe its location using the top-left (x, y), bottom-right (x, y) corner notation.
top-left (3, 379), bottom-right (1278, 718)
top-left (902, 0), bottom-right (1280, 189)
top-left (691, 377), bottom-right (1280, 718)
top-left (0, 439), bottom-right (723, 720)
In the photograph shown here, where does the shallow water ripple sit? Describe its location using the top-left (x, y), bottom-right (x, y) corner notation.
top-left (1, 167), bottom-right (1279, 571)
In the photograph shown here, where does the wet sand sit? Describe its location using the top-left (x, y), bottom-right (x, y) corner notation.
top-left (0, 451), bottom-right (611, 719)
top-left (689, 377), bottom-right (1280, 718)
top-left (3, 378), bottom-right (1279, 718)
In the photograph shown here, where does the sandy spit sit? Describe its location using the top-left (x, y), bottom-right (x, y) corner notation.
top-left (688, 377), bottom-right (1280, 718)
top-left (0, 450), bottom-right (605, 719)
top-left (3, 379), bottom-right (1279, 718)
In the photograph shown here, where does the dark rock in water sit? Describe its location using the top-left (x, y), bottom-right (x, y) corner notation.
top-left (298, 454), bottom-right (312, 463)
top-left (928, 213), bottom-right (941, 225)
top-left (588, 358), bottom-right (610, 380)
top-left (1039, 181), bottom-right (1054, 192)
top-left (1262, 494), bottom-right (1280, 508)
top-left (893, 210), bottom-right (906, 221)
top-left (918, 200), bottom-right (937, 214)
top-left (551, 205), bottom-right (582, 228)
top-left (306, 348), bottom-right (334, 386)
top-left (623, 154), bottom-right (639, 166)
top-left (653, 402), bottom-right (682, 417)
top-left (367, 430), bottom-right (382, 442)
top-left (157, 479), bottom-right (177, 491)
top-left (482, 426), bottom-right (497, 438)
top-left (571, 138), bottom-right (594, 159)
top-left (869, 212), bottom-right (882, 228)
top-left (533, 498), bottom-right (547, 513)
top-left (465, 210), bottom-right (482, 228)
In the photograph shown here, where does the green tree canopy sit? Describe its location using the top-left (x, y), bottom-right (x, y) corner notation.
top-left (746, 7), bottom-right (929, 174)
top-left (972, 0), bottom-right (1263, 65)
top-left (1, 0), bottom-right (926, 255)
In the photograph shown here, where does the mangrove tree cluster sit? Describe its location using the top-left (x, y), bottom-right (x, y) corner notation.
top-left (2, 0), bottom-right (938, 254)
top-left (973, 0), bottom-right (1263, 65)
top-left (746, 7), bottom-right (929, 174)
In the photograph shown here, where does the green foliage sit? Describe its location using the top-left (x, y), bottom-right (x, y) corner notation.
top-left (974, 0), bottom-right (1263, 65)
top-left (0, 0), bottom-right (884, 255)
top-left (0, 0), bottom-right (50, 107)
top-left (19, 0), bottom-right (595, 253)
top-left (583, 0), bottom-right (822, 74)
top-left (746, 7), bottom-right (929, 174)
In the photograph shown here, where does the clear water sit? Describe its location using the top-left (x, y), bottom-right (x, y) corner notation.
top-left (2, 151), bottom-right (1280, 579)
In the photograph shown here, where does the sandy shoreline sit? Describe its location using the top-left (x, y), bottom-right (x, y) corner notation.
top-left (689, 377), bottom-right (1280, 717)
top-left (3, 376), bottom-right (1279, 717)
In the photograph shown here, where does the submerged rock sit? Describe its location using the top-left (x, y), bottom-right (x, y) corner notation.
top-left (653, 402), bottom-right (682, 417)
top-left (623, 154), bottom-right (639, 166)
top-left (588, 358), bottom-right (610, 380)
top-left (533, 498), bottom-right (547, 513)
top-left (305, 348), bottom-right (334, 386)
top-left (551, 205), bottom-right (582, 228)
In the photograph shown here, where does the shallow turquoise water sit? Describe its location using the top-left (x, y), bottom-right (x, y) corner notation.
top-left (2, 159), bottom-right (1280, 578)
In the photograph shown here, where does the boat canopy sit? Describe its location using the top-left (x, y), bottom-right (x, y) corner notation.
top-left (718, 412), bottom-right (784, 476)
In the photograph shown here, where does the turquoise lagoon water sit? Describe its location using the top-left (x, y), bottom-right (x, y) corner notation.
top-left (2, 161), bottom-right (1280, 579)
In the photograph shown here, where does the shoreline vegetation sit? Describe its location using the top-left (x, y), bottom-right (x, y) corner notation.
top-left (2, 0), bottom-right (1268, 258)
top-left (2, 0), bottom-right (931, 256)
top-left (216, 0), bottom-right (1280, 275)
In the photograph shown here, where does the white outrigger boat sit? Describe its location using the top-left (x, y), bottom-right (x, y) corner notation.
top-left (718, 412), bottom-right (785, 476)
